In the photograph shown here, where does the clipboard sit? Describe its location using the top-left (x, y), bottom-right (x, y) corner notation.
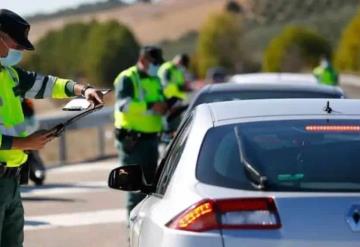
top-left (50, 103), bottom-right (104, 137)
top-left (50, 88), bottom-right (111, 137)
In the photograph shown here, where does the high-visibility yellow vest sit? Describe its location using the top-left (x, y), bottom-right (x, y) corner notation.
top-left (0, 67), bottom-right (29, 167)
top-left (114, 66), bottom-right (164, 133)
top-left (158, 62), bottom-right (187, 100)
top-left (0, 66), bottom-right (73, 167)
top-left (313, 66), bottom-right (338, 86)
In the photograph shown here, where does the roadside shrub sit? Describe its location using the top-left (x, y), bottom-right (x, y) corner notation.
top-left (334, 10), bottom-right (360, 72)
top-left (195, 12), bottom-right (244, 78)
top-left (84, 21), bottom-right (139, 86)
top-left (23, 21), bottom-right (139, 87)
top-left (262, 26), bottom-right (332, 72)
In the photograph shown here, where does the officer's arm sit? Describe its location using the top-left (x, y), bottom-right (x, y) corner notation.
top-left (0, 130), bottom-right (55, 150)
top-left (14, 67), bottom-right (77, 99)
top-left (114, 75), bottom-right (149, 114)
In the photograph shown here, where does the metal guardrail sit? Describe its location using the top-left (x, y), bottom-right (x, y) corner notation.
top-left (38, 106), bottom-right (114, 165)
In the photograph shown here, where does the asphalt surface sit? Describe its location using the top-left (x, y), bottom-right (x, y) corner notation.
top-left (341, 84), bottom-right (360, 99)
top-left (23, 159), bottom-right (129, 247)
top-left (22, 84), bottom-right (360, 247)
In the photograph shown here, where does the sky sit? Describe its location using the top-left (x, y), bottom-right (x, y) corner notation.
top-left (1, 0), bottom-right (122, 17)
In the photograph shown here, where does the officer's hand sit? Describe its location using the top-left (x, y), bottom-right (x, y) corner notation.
top-left (12, 129), bottom-right (56, 150)
top-left (151, 102), bottom-right (168, 115)
top-left (84, 88), bottom-right (104, 106)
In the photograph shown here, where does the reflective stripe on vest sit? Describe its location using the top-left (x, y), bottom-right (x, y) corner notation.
top-left (114, 66), bottom-right (163, 133)
top-left (0, 67), bottom-right (28, 167)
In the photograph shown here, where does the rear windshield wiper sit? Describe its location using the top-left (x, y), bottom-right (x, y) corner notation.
top-left (234, 127), bottom-right (268, 190)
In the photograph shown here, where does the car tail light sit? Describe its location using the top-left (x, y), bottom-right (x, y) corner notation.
top-left (305, 125), bottom-right (360, 132)
top-left (166, 198), bottom-right (281, 232)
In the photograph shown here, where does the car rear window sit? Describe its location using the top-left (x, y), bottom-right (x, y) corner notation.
top-left (196, 119), bottom-right (360, 192)
top-left (194, 91), bottom-right (342, 107)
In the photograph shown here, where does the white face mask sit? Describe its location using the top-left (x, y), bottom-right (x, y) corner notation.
top-left (0, 49), bottom-right (23, 67)
top-left (0, 38), bottom-right (23, 67)
top-left (147, 63), bottom-right (159, 77)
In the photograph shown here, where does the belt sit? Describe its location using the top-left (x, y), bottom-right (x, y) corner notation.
top-left (115, 128), bottom-right (159, 140)
top-left (0, 164), bottom-right (22, 179)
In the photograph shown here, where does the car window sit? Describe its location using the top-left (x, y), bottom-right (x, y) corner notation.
top-left (197, 119), bottom-right (360, 192)
top-left (155, 114), bottom-right (193, 195)
top-left (193, 90), bottom-right (342, 108)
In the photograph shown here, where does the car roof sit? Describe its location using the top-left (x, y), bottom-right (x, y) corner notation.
top-left (230, 72), bottom-right (318, 84)
top-left (201, 81), bottom-right (343, 95)
top-left (197, 99), bottom-right (360, 123)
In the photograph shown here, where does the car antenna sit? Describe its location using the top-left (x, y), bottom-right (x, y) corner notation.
top-left (324, 101), bottom-right (333, 114)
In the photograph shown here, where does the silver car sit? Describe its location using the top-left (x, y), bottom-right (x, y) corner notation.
top-left (109, 99), bottom-right (360, 247)
top-left (230, 72), bottom-right (318, 84)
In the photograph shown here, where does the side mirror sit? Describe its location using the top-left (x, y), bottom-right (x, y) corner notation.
top-left (108, 165), bottom-right (153, 193)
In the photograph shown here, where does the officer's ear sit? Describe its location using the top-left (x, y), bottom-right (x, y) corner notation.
top-left (139, 54), bottom-right (150, 68)
top-left (139, 55), bottom-right (146, 64)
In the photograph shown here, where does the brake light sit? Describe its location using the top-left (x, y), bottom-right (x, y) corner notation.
top-left (305, 125), bottom-right (360, 132)
top-left (167, 198), bottom-right (281, 232)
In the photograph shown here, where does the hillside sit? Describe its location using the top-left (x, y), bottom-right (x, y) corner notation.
top-left (28, 0), bottom-right (228, 45)
top-left (242, 0), bottom-right (360, 58)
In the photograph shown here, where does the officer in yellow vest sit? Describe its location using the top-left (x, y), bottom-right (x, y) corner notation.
top-left (313, 56), bottom-right (339, 86)
top-left (158, 53), bottom-right (190, 101)
top-left (0, 9), bottom-right (104, 247)
top-left (114, 46), bottom-right (167, 215)
top-left (158, 54), bottom-right (191, 134)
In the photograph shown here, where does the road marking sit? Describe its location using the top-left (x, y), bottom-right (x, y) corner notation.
top-left (25, 209), bottom-right (127, 231)
top-left (48, 160), bottom-right (119, 174)
top-left (21, 181), bottom-right (108, 197)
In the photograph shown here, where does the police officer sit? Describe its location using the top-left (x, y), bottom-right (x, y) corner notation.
top-left (158, 53), bottom-right (190, 101)
top-left (114, 46), bottom-right (167, 215)
top-left (0, 9), bottom-right (104, 247)
top-left (313, 56), bottom-right (339, 86)
top-left (158, 54), bottom-right (191, 134)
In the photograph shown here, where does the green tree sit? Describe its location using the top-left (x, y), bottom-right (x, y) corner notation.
top-left (334, 10), bottom-right (360, 72)
top-left (23, 21), bottom-right (139, 87)
top-left (196, 12), bottom-right (243, 78)
top-left (23, 23), bottom-right (92, 76)
top-left (263, 26), bottom-right (332, 72)
top-left (84, 20), bottom-right (139, 86)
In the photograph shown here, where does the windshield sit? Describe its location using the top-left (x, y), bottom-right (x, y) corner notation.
top-left (196, 119), bottom-right (360, 192)
top-left (193, 90), bottom-right (342, 108)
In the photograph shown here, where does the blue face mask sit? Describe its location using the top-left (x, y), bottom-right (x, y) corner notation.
top-left (147, 63), bottom-right (159, 77)
top-left (0, 49), bottom-right (23, 67)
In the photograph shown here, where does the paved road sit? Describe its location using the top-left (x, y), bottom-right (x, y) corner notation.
top-left (341, 84), bottom-right (360, 99)
top-left (23, 159), bottom-right (129, 247)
